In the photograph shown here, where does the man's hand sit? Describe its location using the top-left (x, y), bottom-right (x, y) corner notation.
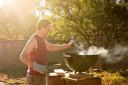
top-left (45, 40), bottom-right (74, 51)
top-left (67, 40), bottom-right (74, 48)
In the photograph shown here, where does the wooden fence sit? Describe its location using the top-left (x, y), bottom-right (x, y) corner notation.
top-left (0, 40), bottom-right (66, 76)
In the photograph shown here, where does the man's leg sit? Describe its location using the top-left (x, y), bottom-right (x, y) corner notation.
top-left (27, 76), bottom-right (46, 85)
top-left (33, 76), bottom-right (46, 85)
top-left (27, 76), bottom-right (34, 85)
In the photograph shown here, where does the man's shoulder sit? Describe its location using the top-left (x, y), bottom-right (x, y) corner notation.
top-left (27, 35), bottom-right (37, 45)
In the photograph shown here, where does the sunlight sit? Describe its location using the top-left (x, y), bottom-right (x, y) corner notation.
top-left (0, 0), bottom-right (52, 18)
top-left (0, 0), bottom-right (4, 7)
top-left (34, 9), bottom-right (52, 18)
top-left (0, 0), bottom-right (13, 8)
top-left (45, 10), bottom-right (52, 16)
top-left (34, 0), bottom-right (52, 17)
top-left (40, 0), bottom-right (46, 7)
top-left (35, 9), bottom-right (40, 17)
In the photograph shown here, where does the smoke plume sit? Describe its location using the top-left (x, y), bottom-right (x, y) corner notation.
top-left (77, 44), bottom-right (128, 63)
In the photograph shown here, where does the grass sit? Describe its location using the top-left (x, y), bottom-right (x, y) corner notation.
top-left (94, 71), bottom-right (128, 85)
top-left (0, 71), bottom-right (128, 85)
top-left (5, 78), bottom-right (27, 85)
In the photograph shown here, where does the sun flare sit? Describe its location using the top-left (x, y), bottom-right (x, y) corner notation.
top-left (0, 0), bottom-right (14, 8)
top-left (0, 0), bottom-right (4, 7)
top-left (34, 0), bottom-right (52, 17)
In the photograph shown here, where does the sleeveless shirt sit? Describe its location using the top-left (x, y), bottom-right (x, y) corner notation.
top-left (27, 34), bottom-right (48, 76)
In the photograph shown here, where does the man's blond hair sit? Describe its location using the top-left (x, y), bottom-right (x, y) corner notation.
top-left (36, 19), bottom-right (51, 30)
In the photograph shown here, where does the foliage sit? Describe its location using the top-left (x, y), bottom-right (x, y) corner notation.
top-left (87, 0), bottom-right (128, 47)
top-left (0, 0), bottom-right (127, 46)
top-left (0, 0), bottom-right (37, 40)
top-left (0, 73), bottom-right (8, 81)
top-left (47, 0), bottom-right (128, 47)
top-left (47, 0), bottom-right (89, 44)
top-left (94, 71), bottom-right (128, 85)
top-left (5, 78), bottom-right (27, 85)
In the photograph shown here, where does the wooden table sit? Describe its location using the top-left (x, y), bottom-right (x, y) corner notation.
top-left (47, 73), bottom-right (65, 85)
top-left (62, 77), bottom-right (101, 85)
top-left (47, 73), bottom-right (101, 85)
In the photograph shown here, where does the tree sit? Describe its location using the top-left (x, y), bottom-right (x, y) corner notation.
top-left (47, 0), bottom-right (128, 47)
top-left (0, 0), bottom-right (37, 40)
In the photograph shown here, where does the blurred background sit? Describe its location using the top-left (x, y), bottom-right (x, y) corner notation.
top-left (0, 0), bottom-right (128, 84)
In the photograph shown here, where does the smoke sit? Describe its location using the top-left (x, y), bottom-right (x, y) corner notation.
top-left (77, 44), bottom-right (128, 63)
top-left (86, 46), bottom-right (108, 57)
top-left (107, 44), bottom-right (128, 63)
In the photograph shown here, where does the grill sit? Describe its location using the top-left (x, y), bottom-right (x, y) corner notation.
top-left (47, 53), bottom-right (101, 85)
top-left (63, 52), bottom-right (98, 73)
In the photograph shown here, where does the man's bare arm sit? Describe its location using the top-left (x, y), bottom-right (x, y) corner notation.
top-left (20, 37), bottom-right (36, 67)
top-left (45, 40), bottom-right (74, 52)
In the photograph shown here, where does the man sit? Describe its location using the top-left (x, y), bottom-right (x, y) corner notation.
top-left (20, 19), bottom-right (74, 85)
